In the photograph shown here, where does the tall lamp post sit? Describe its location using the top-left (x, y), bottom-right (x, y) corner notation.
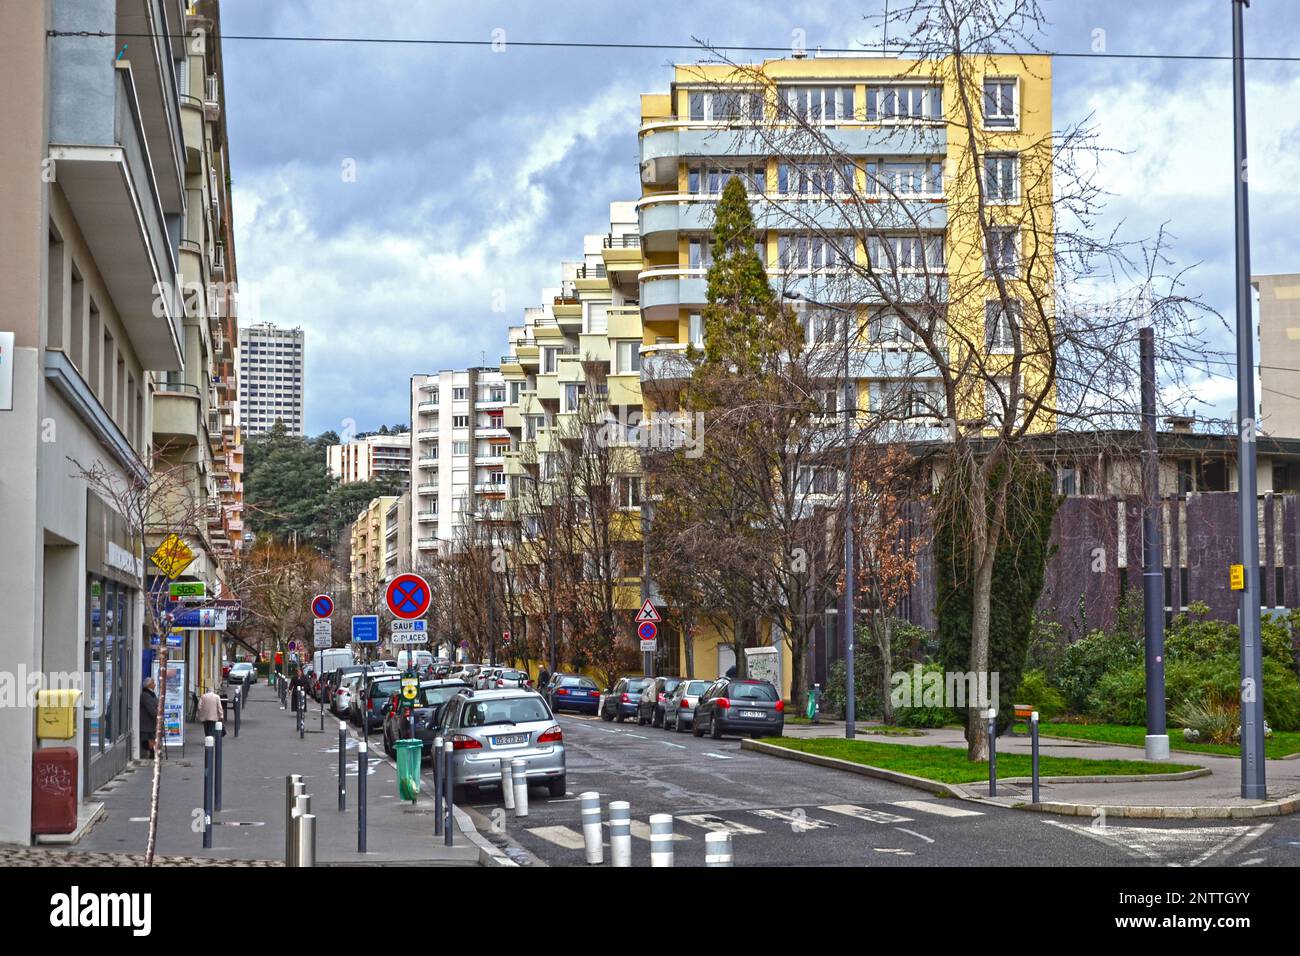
top-left (1231, 0), bottom-right (1266, 799)
top-left (784, 291), bottom-right (856, 739)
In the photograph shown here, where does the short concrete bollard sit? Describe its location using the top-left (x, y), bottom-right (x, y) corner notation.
top-left (511, 759), bottom-right (529, 818)
top-left (1030, 710), bottom-right (1041, 804)
top-left (987, 707), bottom-right (998, 798)
top-left (433, 735), bottom-right (444, 837)
top-left (649, 813), bottom-right (674, 867)
top-left (580, 792), bottom-right (603, 865)
top-left (609, 800), bottom-right (632, 867)
top-left (285, 774), bottom-right (302, 863)
top-left (704, 830), bottom-right (733, 867)
top-left (500, 760), bottom-right (515, 810)
top-left (297, 813), bottom-right (317, 867)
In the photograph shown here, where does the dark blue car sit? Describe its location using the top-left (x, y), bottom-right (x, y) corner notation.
top-left (549, 675), bottom-right (602, 714)
top-left (599, 676), bottom-right (652, 722)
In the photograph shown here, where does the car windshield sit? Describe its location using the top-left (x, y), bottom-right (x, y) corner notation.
top-left (370, 679), bottom-right (400, 698)
top-left (418, 685), bottom-right (466, 707)
top-left (685, 681), bottom-right (711, 695)
top-left (662, 678), bottom-right (683, 693)
top-left (728, 681), bottom-right (778, 701)
top-left (460, 697), bottom-right (550, 727)
top-left (560, 677), bottom-right (597, 689)
top-left (627, 679), bottom-right (651, 693)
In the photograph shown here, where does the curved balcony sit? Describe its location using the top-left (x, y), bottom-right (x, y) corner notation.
top-left (638, 343), bottom-right (694, 385)
top-left (638, 267), bottom-right (707, 321)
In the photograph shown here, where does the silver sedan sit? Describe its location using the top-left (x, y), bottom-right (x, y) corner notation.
top-left (438, 689), bottom-right (566, 799)
top-left (663, 679), bottom-right (714, 733)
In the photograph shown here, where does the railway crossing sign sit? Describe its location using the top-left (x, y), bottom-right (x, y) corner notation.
top-left (311, 594), bottom-right (334, 619)
top-left (386, 573), bottom-right (431, 620)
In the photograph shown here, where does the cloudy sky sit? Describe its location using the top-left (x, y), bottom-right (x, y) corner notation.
top-left (219, 0), bottom-right (1300, 436)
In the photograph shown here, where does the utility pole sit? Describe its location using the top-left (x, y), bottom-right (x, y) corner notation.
top-left (1231, 0), bottom-right (1267, 799)
top-left (1140, 328), bottom-right (1168, 760)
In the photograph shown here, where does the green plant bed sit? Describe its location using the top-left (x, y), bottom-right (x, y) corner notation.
top-left (856, 726), bottom-right (926, 737)
top-left (1041, 722), bottom-right (1300, 759)
top-left (757, 737), bottom-right (1201, 784)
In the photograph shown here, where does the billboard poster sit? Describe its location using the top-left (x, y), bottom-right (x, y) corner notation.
top-left (161, 659), bottom-right (185, 749)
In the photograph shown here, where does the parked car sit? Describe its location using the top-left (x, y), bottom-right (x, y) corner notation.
top-left (692, 677), bottom-right (785, 740)
top-left (492, 668), bottom-right (532, 689)
top-left (663, 679), bottom-right (712, 733)
top-left (226, 662), bottom-right (256, 686)
top-left (436, 689), bottom-right (566, 800)
top-left (352, 673), bottom-right (404, 730)
top-left (548, 675), bottom-right (601, 714)
top-left (599, 677), bottom-right (652, 722)
top-left (636, 677), bottom-right (683, 727)
top-left (335, 673), bottom-right (365, 717)
top-left (382, 679), bottom-right (470, 756)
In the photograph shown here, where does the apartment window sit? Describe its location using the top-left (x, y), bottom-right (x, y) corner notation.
top-left (777, 162), bottom-right (854, 197)
top-left (688, 164), bottom-right (763, 195)
top-left (688, 239), bottom-right (714, 271)
top-left (542, 347), bottom-right (559, 374)
top-left (564, 383), bottom-right (585, 411)
top-left (489, 386), bottom-right (506, 403)
top-left (452, 387), bottom-right (467, 400)
top-left (781, 86), bottom-right (855, 123)
top-left (585, 301), bottom-right (609, 334)
top-left (867, 85), bottom-right (942, 121)
top-left (615, 340), bottom-right (642, 374)
top-left (1057, 466), bottom-right (1078, 497)
top-left (797, 465), bottom-right (840, 495)
top-left (985, 300), bottom-right (1020, 352)
top-left (452, 441), bottom-right (469, 456)
top-left (868, 308), bottom-right (923, 345)
top-left (814, 388), bottom-right (838, 416)
top-left (983, 153), bottom-right (1019, 203)
top-left (688, 313), bottom-right (705, 348)
top-left (983, 78), bottom-right (1018, 128)
top-left (509, 381), bottom-right (523, 403)
top-left (778, 234), bottom-right (854, 271)
top-left (618, 476), bottom-right (642, 509)
top-left (452, 415), bottom-right (469, 428)
top-left (985, 376), bottom-right (1020, 428)
top-left (866, 234), bottom-right (944, 272)
top-left (865, 161), bottom-right (943, 197)
top-left (428, 388), bottom-right (439, 403)
top-left (985, 228), bottom-right (1020, 278)
top-left (688, 89), bottom-right (762, 122)
top-left (804, 309), bottom-right (843, 345)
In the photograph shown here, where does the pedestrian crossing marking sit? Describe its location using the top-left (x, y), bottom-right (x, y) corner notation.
top-left (525, 826), bottom-right (588, 850)
top-left (677, 814), bottom-right (764, 835)
top-left (819, 804), bottom-right (913, 824)
top-left (750, 808), bottom-right (836, 831)
top-left (891, 800), bottom-right (984, 818)
top-left (603, 819), bottom-right (690, 841)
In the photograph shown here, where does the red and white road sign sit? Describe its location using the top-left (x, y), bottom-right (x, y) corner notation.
top-left (635, 599), bottom-right (661, 623)
top-left (385, 573), bottom-right (431, 620)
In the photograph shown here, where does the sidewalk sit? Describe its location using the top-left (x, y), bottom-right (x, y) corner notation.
top-left (781, 721), bottom-right (1300, 817)
top-left (67, 683), bottom-right (483, 865)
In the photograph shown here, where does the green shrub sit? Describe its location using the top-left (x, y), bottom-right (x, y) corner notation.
top-left (890, 663), bottom-right (959, 728)
top-left (1059, 628), bottom-right (1142, 713)
top-left (1024, 617), bottom-right (1070, 685)
top-left (1016, 669), bottom-right (1066, 721)
top-left (1169, 690), bottom-right (1239, 744)
top-left (1087, 664), bottom-right (1147, 725)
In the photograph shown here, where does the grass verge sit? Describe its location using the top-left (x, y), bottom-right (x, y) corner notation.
top-left (1041, 722), bottom-right (1300, 760)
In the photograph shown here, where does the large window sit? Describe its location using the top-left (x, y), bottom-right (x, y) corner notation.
top-left (615, 340), bottom-right (642, 374)
top-left (85, 576), bottom-right (129, 763)
top-left (781, 86), bottom-right (855, 123)
top-left (867, 234), bottom-right (945, 272)
top-left (868, 308), bottom-right (924, 345)
top-left (983, 153), bottom-right (1019, 203)
top-left (778, 234), bottom-right (854, 271)
top-left (688, 89), bottom-right (762, 122)
top-left (777, 161), bottom-right (854, 197)
top-left (867, 85), bottom-right (942, 121)
top-left (688, 164), bottom-right (762, 195)
top-left (866, 160), bottom-right (943, 197)
top-left (983, 78), bottom-right (1018, 128)
top-left (985, 228), bottom-right (1020, 278)
top-left (985, 299), bottom-right (1021, 352)
top-left (584, 301), bottom-right (609, 334)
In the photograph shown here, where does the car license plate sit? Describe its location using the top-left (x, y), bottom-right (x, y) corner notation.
top-left (492, 733), bottom-right (528, 746)
top-left (741, 710), bottom-right (765, 718)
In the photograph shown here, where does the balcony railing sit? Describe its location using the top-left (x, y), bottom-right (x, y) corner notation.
top-left (603, 234), bottom-right (642, 248)
top-left (576, 263), bottom-right (607, 279)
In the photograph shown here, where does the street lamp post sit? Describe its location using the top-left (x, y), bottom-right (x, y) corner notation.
top-left (784, 291), bottom-right (855, 739)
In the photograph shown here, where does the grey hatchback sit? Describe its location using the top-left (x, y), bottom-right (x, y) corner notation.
top-left (437, 689), bottom-right (566, 799)
top-left (692, 677), bottom-right (785, 739)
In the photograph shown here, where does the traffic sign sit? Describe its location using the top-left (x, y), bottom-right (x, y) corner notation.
top-left (635, 599), bottom-right (661, 623)
top-left (351, 615), bottom-right (379, 644)
top-left (313, 618), bottom-right (332, 649)
top-left (637, 621), bottom-right (658, 641)
top-left (386, 573), bottom-right (431, 620)
top-left (311, 594), bottom-right (334, 619)
top-left (151, 534), bottom-right (195, 580)
top-left (1230, 563), bottom-right (1245, 591)
top-left (391, 619), bottom-right (428, 645)
top-left (640, 639), bottom-right (657, 652)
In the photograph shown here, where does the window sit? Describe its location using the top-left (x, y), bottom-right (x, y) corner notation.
top-left (983, 153), bottom-right (1019, 203)
top-left (585, 301), bottom-right (609, 334)
top-left (1057, 466), bottom-right (1077, 496)
top-left (564, 382), bottom-right (585, 411)
top-left (618, 476), bottom-right (642, 509)
top-left (873, 380), bottom-right (941, 420)
top-left (797, 465), bottom-right (840, 495)
top-left (867, 85), bottom-right (941, 121)
top-left (542, 347), bottom-right (559, 374)
top-left (688, 313), bottom-right (705, 348)
top-left (777, 162), bottom-right (854, 196)
top-left (688, 239), bottom-right (714, 270)
top-left (488, 386), bottom-right (506, 403)
top-left (866, 161), bottom-right (943, 197)
top-left (509, 381), bottom-right (522, 403)
top-left (688, 89), bottom-right (762, 122)
top-left (615, 340), bottom-right (642, 374)
top-left (985, 227), bottom-right (1019, 277)
top-left (867, 234), bottom-right (944, 272)
top-left (452, 441), bottom-right (469, 456)
top-left (781, 86), bottom-right (855, 123)
top-left (868, 308), bottom-right (923, 345)
top-left (778, 234), bottom-right (854, 271)
top-left (803, 309), bottom-right (843, 345)
top-left (452, 387), bottom-right (467, 400)
top-left (688, 164), bottom-right (763, 195)
top-left (813, 388), bottom-right (838, 416)
top-left (983, 78), bottom-right (1018, 128)
top-left (985, 300), bottom-right (1020, 352)
top-left (452, 415), bottom-right (469, 428)
top-left (985, 376), bottom-right (1019, 428)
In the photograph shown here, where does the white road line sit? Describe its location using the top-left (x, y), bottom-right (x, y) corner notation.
top-left (603, 820), bottom-right (691, 841)
top-left (895, 827), bottom-right (936, 844)
top-left (891, 800), bottom-right (984, 818)
top-left (663, 741), bottom-right (687, 749)
top-left (702, 752), bottom-right (733, 760)
top-left (677, 814), bottom-right (765, 836)
top-left (819, 804), bottom-right (914, 824)
top-left (873, 847), bottom-right (915, 855)
top-left (625, 733), bottom-right (648, 739)
top-left (525, 825), bottom-right (589, 850)
top-left (599, 728), bottom-right (622, 734)
top-left (750, 808), bottom-right (836, 831)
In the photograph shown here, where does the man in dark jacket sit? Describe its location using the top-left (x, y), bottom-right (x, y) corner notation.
top-left (140, 679), bottom-right (159, 758)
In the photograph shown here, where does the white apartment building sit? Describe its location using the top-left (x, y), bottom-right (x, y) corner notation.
top-left (409, 367), bottom-right (509, 563)
top-left (327, 432), bottom-right (412, 487)
top-left (237, 321), bottom-right (304, 436)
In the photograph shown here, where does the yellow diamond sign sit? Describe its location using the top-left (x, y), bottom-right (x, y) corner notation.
top-left (151, 534), bottom-right (195, 580)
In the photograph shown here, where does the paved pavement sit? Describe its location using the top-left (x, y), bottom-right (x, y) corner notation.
top-left (62, 683), bottom-right (480, 866)
top-left (461, 713), bottom-right (1300, 866)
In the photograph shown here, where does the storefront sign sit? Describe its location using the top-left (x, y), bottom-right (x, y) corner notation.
top-left (161, 659), bottom-right (185, 749)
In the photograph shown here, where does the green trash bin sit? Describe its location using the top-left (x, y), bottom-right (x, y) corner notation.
top-left (395, 739), bottom-right (422, 801)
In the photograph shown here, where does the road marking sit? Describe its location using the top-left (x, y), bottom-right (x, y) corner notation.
top-left (599, 728), bottom-right (621, 735)
top-left (625, 733), bottom-right (648, 739)
top-left (677, 814), bottom-right (764, 836)
top-left (750, 808), bottom-right (836, 831)
top-left (895, 827), bottom-right (935, 844)
top-left (820, 804), bottom-right (913, 824)
top-left (663, 741), bottom-right (687, 749)
top-left (702, 752), bottom-right (732, 760)
top-left (1042, 819), bottom-right (1271, 867)
top-left (524, 826), bottom-right (589, 850)
top-left (891, 800), bottom-right (984, 818)
top-left (873, 847), bottom-right (915, 855)
top-left (604, 820), bottom-right (691, 842)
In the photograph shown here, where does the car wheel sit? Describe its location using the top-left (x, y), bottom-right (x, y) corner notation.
top-left (601, 705), bottom-right (614, 722)
top-left (710, 715), bottom-right (723, 740)
top-left (692, 716), bottom-right (704, 738)
top-left (675, 715), bottom-right (687, 733)
top-left (616, 712), bottom-right (625, 723)
top-left (547, 776), bottom-right (566, 798)
top-left (653, 710), bottom-right (663, 728)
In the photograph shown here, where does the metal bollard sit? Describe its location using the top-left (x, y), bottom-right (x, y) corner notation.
top-left (1031, 710), bottom-right (1041, 804)
top-left (987, 707), bottom-right (998, 797)
top-left (297, 813), bottom-right (317, 867)
top-left (704, 830), bottom-right (733, 867)
top-left (285, 774), bottom-right (302, 863)
top-left (608, 800), bottom-right (631, 867)
top-left (500, 760), bottom-right (515, 811)
top-left (511, 759), bottom-right (528, 818)
top-left (288, 807), bottom-right (301, 865)
top-left (580, 792), bottom-right (603, 865)
top-left (443, 740), bottom-right (454, 847)
top-left (214, 720), bottom-right (223, 811)
top-left (338, 721), bottom-right (347, 812)
top-left (234, 687), bottom-right (241, 738)
top-left (358, 739), bottom-right (368, 853)
top-left (203, 735), bottom-right (214, 849)
top-left (649, 814), bottom-right (674, 867)
top-left (433, 735), bottom-right (444, 837)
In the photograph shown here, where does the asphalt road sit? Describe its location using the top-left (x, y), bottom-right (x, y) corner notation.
top-left (448, 713), bottom-right (1300, 867)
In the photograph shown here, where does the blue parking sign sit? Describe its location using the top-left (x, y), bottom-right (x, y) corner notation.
top-left (352, 615), bottom-right (379, 644)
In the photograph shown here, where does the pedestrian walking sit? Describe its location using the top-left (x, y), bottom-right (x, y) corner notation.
top-left (140, 678), bottom-right (158, 758)
top-left (537, 666), bottom-right (551, 694)
top-left (198, 687), bottom-right (223, 738)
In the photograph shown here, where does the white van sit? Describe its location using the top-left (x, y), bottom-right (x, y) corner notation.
top-left (396, 649), bottom-right (434, 672)
top-left (314, 647), bottom-right (353, 676)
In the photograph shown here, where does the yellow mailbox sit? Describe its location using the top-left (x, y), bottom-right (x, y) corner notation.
top-left (36, 688), bottom-right (82, 740)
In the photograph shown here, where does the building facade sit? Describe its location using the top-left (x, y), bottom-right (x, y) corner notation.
top-left (349, 494), bottom-right (399, 611)
top-left (327, 432), bottom-right (412, 487)
top-left (1254, 273), bottom-right (1300, 439)
top-left (237, 321), bottom-right (304, 436)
